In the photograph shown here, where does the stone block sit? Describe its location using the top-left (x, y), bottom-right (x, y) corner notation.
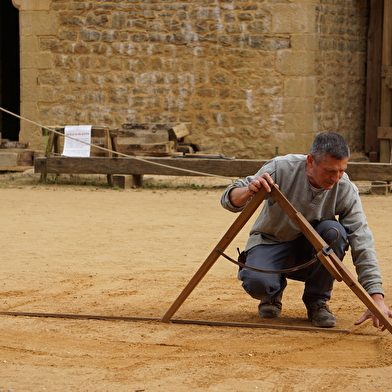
top-left (276, 51), bottom-right (315, 76)
top-left (21, 69), bottom-right (38, 86)
top-left (20, 11), bottom-right (57, 35)
top-left (284, 77), bottom-right (317, 97)
top-left (284, 113), bottom-right (318, 135)
top-left (272, 4), bottom-right (316, 34)
top-left (282, 98), bottom-right (314, 114)
top-left (38, 86), bottom-right (57, 102)
top-left (37, 53), bottom-right (53, 69)
top-left (13, 0), bottom-right (51, 11)
top-left (0, 152), bottom-right (18, 167)
top-left (20, 36), bottom-right (38, 52)
top-left (371, 181), bottom-right (389, 195)
top-left (273, 130), bottom-right (316, 155)
top-left (112, 175), bottom-right (132, 189)
top-left (21, 86), bottom-right (39, 102)
top-left (291, 34), bottom-right (318, 51)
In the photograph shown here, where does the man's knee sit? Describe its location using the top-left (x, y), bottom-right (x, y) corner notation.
top-left (240, 270), bottom-right (281, 301)
top-left (314, 220), bottom-right (349, 259)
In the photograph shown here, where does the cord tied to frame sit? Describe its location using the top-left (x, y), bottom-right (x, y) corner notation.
top-left (216, 227), bottom-right (341, 275)
top-left (0, 106), bottom-right (237, 181)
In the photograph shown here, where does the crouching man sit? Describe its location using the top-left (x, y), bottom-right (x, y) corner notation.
top-left (221, 132), bottom-right (392, 328)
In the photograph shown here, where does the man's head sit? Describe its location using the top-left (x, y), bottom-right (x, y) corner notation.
top-left (309, 132), bottom-right (350, 164)
top-left (306, 132), bottom-right (350, 190)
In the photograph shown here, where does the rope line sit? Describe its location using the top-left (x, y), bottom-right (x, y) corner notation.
top-left (0, 106), bottom-right (237, 180)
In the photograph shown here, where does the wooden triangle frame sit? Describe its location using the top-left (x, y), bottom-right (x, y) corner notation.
top-left (161, 184), bottom-right (392, 334)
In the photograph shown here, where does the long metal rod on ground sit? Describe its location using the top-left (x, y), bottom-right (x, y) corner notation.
top-left (0, 311), bottom-right (349, 333)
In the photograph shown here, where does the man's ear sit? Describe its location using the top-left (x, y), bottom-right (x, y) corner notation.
top-left (306, 154), bottom-right (314, 167)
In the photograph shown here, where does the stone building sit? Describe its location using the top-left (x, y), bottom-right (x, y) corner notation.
top-left (3, 0), bottom-right (369, 159)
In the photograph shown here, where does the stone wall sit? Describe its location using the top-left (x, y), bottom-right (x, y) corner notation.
top-left (13, 0), bottom-right (368, 159)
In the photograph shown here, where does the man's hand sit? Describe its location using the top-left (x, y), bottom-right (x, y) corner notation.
top-left (229, 172), bottom-right (275, 208)
top-left (247, 172), bottom-right (275, 194)
top-left (354, 293), bottom-right (392, 331)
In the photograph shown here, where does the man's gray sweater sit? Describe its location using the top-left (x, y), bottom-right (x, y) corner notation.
top-left (220, 154), bottom-right (383, 296)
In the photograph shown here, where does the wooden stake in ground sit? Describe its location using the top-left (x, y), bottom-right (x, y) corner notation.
top-left (162, 184), bottom-right (392, 334)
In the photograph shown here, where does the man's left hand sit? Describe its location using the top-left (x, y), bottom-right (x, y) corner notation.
top-left (354, 293), bottom-right (392, 331)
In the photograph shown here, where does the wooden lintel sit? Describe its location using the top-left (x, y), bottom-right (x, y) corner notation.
top-left (34, 157), bottom-right (392, 182)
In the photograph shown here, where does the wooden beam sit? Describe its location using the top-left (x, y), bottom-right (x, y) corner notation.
top-left (380, 0), bottom-right (392, 162)
top-left (34, 157), bottom-right (392, 182)
top-left (366, 0), bottom-right (384, 156)
top-left (34, 157), bottom-right (267, 178)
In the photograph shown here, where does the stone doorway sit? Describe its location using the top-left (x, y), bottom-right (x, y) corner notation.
top-left (0, 0), bottom-right (20, 141)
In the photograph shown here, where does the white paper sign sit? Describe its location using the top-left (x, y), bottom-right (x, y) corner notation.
top-left (62, 125), bottom-right (92, 157)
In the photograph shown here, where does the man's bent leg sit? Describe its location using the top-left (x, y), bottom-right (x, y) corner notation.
top-left (302, 220), bottom-right (349, 307)
top-left (238, 242), bottom-right (295, 302)
top-left (302, 220), bottom-right (349, 327)
top-left (239, 242), bottom-right (294, 318)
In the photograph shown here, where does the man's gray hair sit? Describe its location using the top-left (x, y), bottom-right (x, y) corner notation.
top-left (309, 132), bottom-right (350, 164)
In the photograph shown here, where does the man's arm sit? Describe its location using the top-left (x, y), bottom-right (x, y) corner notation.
top-left (229, 172), bottom-right (275, 207)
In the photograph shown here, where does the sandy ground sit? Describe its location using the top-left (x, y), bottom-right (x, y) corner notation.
top-left (0, 173), bottom-right (391, 391)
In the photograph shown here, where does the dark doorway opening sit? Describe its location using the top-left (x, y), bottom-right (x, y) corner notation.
top-left (0, 1), bottom-right (20, 141)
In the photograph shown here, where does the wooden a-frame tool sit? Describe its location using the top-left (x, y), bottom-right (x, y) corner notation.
top-left (162, 184), bottom-right (392, 334)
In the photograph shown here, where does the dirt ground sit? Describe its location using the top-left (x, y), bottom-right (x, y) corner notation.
top-left (0, 172), bottom-right (391, 391)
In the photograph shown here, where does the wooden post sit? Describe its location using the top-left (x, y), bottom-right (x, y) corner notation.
top-left (380, 0), bottom-right (392, 162)
top-left (161, 187), bottom-right (269, 322)
top-left (366, 0), bottom-right (383, 159)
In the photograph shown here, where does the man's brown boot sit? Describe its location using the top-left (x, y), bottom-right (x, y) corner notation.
top-left (258, 297), bottom-right (282, 318)
top-left (307, 303), bottom-right (337, 327)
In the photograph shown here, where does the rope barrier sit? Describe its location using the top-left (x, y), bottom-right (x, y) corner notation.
top-left (0, 106), bottom-right (237, 180)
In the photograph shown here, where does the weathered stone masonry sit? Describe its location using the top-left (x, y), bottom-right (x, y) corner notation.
top-left (13, 0), bottom-right (368, 159)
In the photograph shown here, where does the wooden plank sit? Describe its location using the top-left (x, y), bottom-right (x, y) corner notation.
top-left (117, 141), bottom-right (176, 156)
top-left (34, 157), bottom-right (264, 177)
top-left (121, 123), bottom-right (179, 131)
top-left (345, 161), bottom-right (392, 181)
top-left (0, 151), bottom-right (18, 167)
top-left (17, 149), bottom-right (35, 166)
top-left (378, 126), bottom-right (392, 139)
top-left (0, 166), bottom-right (33, 172)
top-left (366, 0), bottom-right (384, 156)
top-left (169, 123), bottom-right (189, 140)
top-left (117, 130), bottom-right (169, 143)
top-left (34, 157), bottom-right (392, 182)
top-left (0, 140), bottom-right (30, 149)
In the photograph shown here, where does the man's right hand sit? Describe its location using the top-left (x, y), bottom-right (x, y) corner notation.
top-left (229, 172), bottom-right (275, 207)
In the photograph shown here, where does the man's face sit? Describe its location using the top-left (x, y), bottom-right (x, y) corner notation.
top-left (306, 154), bottom-right (348, 190)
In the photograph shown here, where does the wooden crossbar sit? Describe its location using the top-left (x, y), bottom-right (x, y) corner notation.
top-left (162, 184), bottom-right (392, 334)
